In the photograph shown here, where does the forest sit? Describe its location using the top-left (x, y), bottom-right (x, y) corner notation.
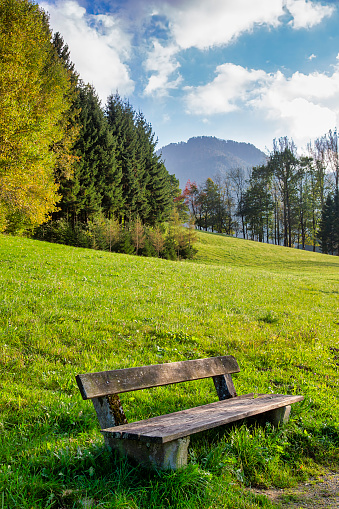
top-left (182, 135), bottom-right (339, 255)
top-left (0, 0), bottom-right (195, 260)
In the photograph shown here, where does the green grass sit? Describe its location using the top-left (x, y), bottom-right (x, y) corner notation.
top-left (0, 232), bottom-right (338, 508)
top-left (194, 230), bottom-right (339, 271)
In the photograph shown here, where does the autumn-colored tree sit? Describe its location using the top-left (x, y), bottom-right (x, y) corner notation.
top-left (0, 0), bottom-right (74, 232)
top-left (149, 225), bottom-right (165, 257)
top-left (51, 33), bottom-right (81, 188)
top-left (105, 217), bottom-right (121, 252)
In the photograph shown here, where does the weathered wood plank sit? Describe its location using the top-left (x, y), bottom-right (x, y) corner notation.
top-left (76, 355), bottom-right (240, 400)
top-left (92, 394), bottom-right (128, 429)
top-left (213, 373), bottom-right (237, 399)
top-left (102, 394), bottom-right (303, 444)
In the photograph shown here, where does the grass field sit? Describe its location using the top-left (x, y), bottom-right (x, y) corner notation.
top-left (1, 232), bottom-right (338, 508)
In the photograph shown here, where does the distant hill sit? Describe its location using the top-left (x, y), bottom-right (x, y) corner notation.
top-left (157, 136), bottom-right (266, 188)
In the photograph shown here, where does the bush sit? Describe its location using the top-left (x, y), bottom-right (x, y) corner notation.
top-left (117, 229), bottom-right (135, 255)
top-left (34, 219), bottom-right (91, 248)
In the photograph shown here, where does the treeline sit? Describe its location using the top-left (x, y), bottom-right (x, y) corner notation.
top-left (182, 135), bottom-right (339, 255)
top-left (0, 0), bottom-right (196, 259)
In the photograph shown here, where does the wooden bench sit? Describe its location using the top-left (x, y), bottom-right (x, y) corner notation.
top-left (76, 355), bottom-right (303, 470)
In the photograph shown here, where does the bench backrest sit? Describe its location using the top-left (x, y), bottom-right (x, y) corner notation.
top-left (76, 355), bottom-right (240, 400)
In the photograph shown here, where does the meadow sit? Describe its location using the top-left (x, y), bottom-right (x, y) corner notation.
top-left (0, 232), bottom-right (338, 508)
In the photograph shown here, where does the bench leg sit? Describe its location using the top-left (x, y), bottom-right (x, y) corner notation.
top-left (264, 405), bottom-right (291, 426)
top-left (103, 434), bottom-right (190, 470)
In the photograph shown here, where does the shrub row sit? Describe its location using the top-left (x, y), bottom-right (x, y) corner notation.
top-left (33, 216), bottom-right (198, 260)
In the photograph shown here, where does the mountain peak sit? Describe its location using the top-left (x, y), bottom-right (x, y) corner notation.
top-left (157, 136), bottom-right (266, 188)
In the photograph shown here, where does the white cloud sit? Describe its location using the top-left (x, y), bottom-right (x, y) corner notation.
top-left (41, 0), bottom-right (134, 101)
top-left (285, 0), bottom-right (335, 29)
top-left (185, 61), bottom-right (339, 147)
top-left (160, 0), bottom-right (284, 50)
top-left (144, 41), bottom-right (182, 96)
top-left (255, 75), bottom-right (337, 144)
top-left (185, 63), bottom-right (267, 114)
top-left (267, 70), bottom-right (339, 103)
top-left (142, 0), bottom-right (336, 102)
top-left (308, 53), bottom-right (316, 60)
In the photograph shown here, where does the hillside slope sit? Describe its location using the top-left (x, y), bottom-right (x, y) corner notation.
top-left (193, 230), bottom-right (339, 272)
top-left (157, 136), bottom-right (266, 188)
top-left (0, 234), bottom-right (338, 508)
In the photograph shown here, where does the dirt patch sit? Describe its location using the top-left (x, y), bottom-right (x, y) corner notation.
top-left (251, 473), bottom-right (339, 508)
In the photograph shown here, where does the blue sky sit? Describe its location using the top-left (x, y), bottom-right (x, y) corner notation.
top-left (41, 0), bottom-right (339, 152)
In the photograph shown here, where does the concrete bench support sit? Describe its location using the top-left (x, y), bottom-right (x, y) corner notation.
top-left (104, 435), bottom-right (190, 470)
top-left (266, 404), bottom-right (291, 426)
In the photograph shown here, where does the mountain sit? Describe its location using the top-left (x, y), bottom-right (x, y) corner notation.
top-left (157, 136), bottom-right (266, 188)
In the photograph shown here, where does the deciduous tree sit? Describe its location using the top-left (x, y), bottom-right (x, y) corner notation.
top-left (0, 0), bottom-right (73, 232)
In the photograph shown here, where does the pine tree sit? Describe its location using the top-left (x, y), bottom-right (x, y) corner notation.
top-left (106, 94), bottom-right (143, 223)
top-left (51, 32), bottom-right (81, 188)
top-left (136, 112), bottom-right (173, 224)
top-left (62, 84), bottom-right (122, 223)
top-left (318, 193), bottom-right (335, 254)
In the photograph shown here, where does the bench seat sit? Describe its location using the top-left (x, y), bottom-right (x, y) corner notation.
top-left (102, 393), bottom-right (303, 444)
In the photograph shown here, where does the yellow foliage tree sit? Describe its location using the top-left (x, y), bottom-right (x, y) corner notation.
top-left (0, 0), bottom-right (74, 232)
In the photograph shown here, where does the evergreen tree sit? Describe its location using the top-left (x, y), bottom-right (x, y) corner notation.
top-left (335, 190), bottom-right (339, 255)
top-left (59, 84), bottom-right (122, 223)
top-left (318, 193), bottom-right (336, 254)
top-left (106, 94), bottom-right (146, 222)
top-left (51, 32), bottom-right (81, 185)
top-left (136, 112), bottom-right (173, 224)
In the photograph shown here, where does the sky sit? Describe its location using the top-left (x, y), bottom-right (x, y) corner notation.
top-left (40, 0), bottom-right (339, 153)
